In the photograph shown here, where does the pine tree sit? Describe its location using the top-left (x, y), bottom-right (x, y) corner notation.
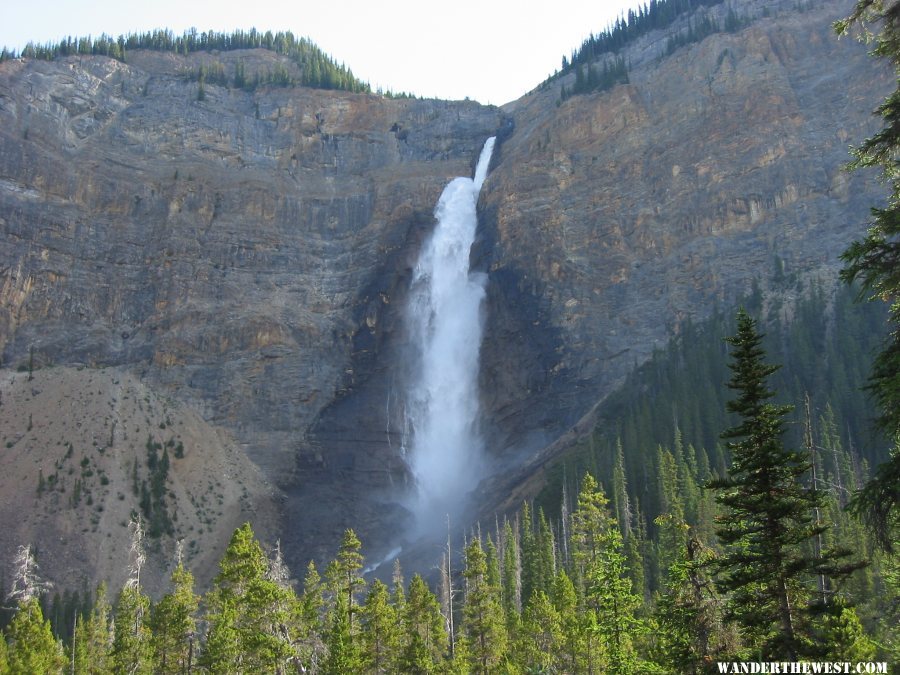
top-left (519, 502), bottom-right (539, 606)
top-left (149, 557), bottom-right (198, 674)
top-left (201, 523), bottom-right (298, 673)
top-left (836, 0), bottom-right (900, 554)
top-left (73, 582), bottom-right (112, 675)
top-left (572, 473), bottom-right (644, 673)
top-left (513, 589), bottom-right (563, 672)
top-left (322, 592), bottom-right (361, 674)
top-left (462, 537), bottom-right (507, 674)
top-left (500, 519), bottom-right (521, 627)
top-left (400, 574), bottom-right (447, 673)
top-left (4, 598), bottom-right (65, 674)
top-left (654, 535), bottom-right (738, 673)
top-left (322, 530), bottom-right (365, 674)
top-left (297, 560), bottom-right (326, 672)
top-left (333, 529), bottom-right (365, 634)
top-left (111, 585), bottom-right (152, 675)
top-left (551, 568), bottom-right (588, 673)
top-left (360, 579), bottom-right (400, 673)
top-left (200, 604), bottom-right (240, 674)
top-left (710, 310), bottom-right (862, 659)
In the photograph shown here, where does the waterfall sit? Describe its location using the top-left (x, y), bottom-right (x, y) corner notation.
top-left (405, 136), bottom-right (496, 532)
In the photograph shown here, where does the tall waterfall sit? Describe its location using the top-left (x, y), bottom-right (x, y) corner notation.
top-left (405, 136), bottom-right (496, 531)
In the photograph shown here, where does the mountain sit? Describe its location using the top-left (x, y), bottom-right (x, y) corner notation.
top-left (0, 0), bottom-right (891, 590)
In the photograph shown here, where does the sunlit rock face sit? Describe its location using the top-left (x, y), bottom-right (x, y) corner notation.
top-left (0, 47), bottom-right (505, 578)
top-left (474, 0), bottom-right (892, 509)
top-left (0, 0), bottom-right (892, 582)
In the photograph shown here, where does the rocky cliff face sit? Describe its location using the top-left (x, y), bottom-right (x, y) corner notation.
top-left (0, 0), bottom-right (891, 583)
top-left (476, 0), bottom-right (890, 477)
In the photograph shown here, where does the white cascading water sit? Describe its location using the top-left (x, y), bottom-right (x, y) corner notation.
top-left (405, 136), bottom-right (496, 532)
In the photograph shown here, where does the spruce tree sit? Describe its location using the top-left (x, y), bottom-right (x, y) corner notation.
top-left (654, 535), bottom-right (738, 673)
top-left (573, 473), bottom-right (644, 673)
top-left (400, 574), bottom-right (447, 673)
top-left (360, 579), bottom-right (400, 673)
top-left (149, 559), bottom-right (198, 674)
top-left (201, 523), bottom-right (298, 673)
top-left (551, 569), bottom-right (587, 673)
top-left (836, 0), bottom-right (900, 553)
top-left (500, 519), bottom-right (521, 627)
top-left (711, 310), bottom-right (861, 659)
top-left (514, 589), bottom-right (563, 672)
top-left (462, 536), bottom-right (507, 674)
top-left (71, 582), bottom-right (112, 674)
top-left (111, 585), bottom-right (152, 675)
top-left (323, 529), bottom-right (366, 674)
top-left (297, 560), bottom-right (327, 671)
top-left (4, 598), bottom-right (64, 674)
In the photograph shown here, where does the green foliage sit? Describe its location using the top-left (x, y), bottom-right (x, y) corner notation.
top-left (111, 585), bottom-right (152, 674)
top-left (360, 579), bottom-right (400, 673)
top-left (665, 12), bottom-right (722, 55)
top-left (836, 0), bottom-right (900, 554)
top-left (559, 56), bottom-right (629, 101)
top-left (462, 537), bottom-right (507, 674)
top-left (400, 574), bottom-right (447, 673)
top-left (549, 0), bottom-right (726, 88)
top-left (4, 598), bottom-right (64, 674)
top-left (149, 562), bottom-right (198, 674)
top-left (573, 474), bottom-right (646, 673)
top-left (71, 583), bottom-right (112, 675)
top-left (141, 436), bottom-right (172, 538)
top-left (201, 523), bottom-right (297, 673)
top-left (5, 28), bottom-right (370, 94)
top-left (710, 310), bottom-right (863, 660)
top-left (653, 535), bottom-right (738, 672)
top-left (536, 283), bottom-right (889, 573)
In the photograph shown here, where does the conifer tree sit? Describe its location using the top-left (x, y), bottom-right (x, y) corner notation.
top-left (108, 518), bottom-right (152, 675)
top-left (550, 568), bottom-right (582, 670)
top-left (0, 631), bottom-right (8, 673)
top-left (322, 530), bottom-right (365, 674)
top-left (514, 589), bottom-right (563, 672)
top-left (360, 579), bottom-right (400, 673)
top-left (571, 473), bottom-right (644, 673)
top-left (111, 585), bottom-right (152, 675)
top-left (297, 560), bottom-right (327, 671)
top-left (711, 310), bottom-right (862, 659)
top-left (149, 553), bottom-right (198, 674)
top-left (200, 604), bottom-right (240, 674)
top-left (654, 534), bottom-right (738, 673)
top-left (400, 574), bottom-right (447, 673)
top-left (71, 582), bottom-right (112, 674)
top-left (500, 519), bottom-right (521, 626)
top-left (836, 0), bottom-right (900, 554)
top-left (462, 537), bottom-right (507, 674)
top-left (519, 502), bottom-right (539, 606)
top-left (332, 529), bottom-right (365, 633)
top-left (201, 523), bottom-right (297, 673)
top-left (4, 598), bottom-right (64, 674)
top-left (322, 592), bottom-right (361, 674)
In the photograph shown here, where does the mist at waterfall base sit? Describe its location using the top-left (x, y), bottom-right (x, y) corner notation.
top-left (402, 137), bottom-right (496, 537)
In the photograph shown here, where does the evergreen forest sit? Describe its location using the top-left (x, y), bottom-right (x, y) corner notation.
top-left (0, 286), bottom-right (896, 673)
top-left (0, 29), bottom-right (370, 94)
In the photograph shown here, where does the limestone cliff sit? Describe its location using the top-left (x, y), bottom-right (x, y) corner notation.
top-left (477, 0), bottom-right (890, 482)
top-left (0, 0), bottom-right (891, 585)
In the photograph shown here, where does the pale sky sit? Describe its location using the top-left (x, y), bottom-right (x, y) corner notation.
top-left (1, 0), bottom-right (644, 106)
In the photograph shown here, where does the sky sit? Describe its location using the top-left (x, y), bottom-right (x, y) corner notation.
top-left (1, 0), bottom-right (644, 106)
